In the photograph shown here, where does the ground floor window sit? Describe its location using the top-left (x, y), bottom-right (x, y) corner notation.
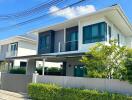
top-left (20, 62), bottom-right (27, 67)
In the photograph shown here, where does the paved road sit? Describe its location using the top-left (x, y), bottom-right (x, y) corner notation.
top-left (0, 90), bottom-right (30, 100)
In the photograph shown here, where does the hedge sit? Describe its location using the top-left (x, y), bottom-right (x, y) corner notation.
top-left (125, 58), bottom-right (132, 83)
top-left (36, 67), bottom-right (63, 75)
top-left (9, 68), bottom-right (26, 74)
top-left (28, 83), bottom-right (132, 100)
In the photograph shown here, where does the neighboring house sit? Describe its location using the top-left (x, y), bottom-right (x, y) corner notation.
top-left (0, 33), bottom-right (62, 70)
top-left (0, 33), bottom-right (37, 68)
top-left (8, 5), bottom-right (132, 76)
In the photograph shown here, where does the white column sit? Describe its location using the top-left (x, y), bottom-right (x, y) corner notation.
top-left (26, 59), bottom-right (36, 75)
top-left (42, 58), bottom-right (46, 75)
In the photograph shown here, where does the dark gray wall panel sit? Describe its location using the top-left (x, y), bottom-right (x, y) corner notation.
top-left (38, 30), bottom-right (55, 54)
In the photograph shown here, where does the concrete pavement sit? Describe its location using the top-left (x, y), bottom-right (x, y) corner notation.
top-left (0, 90), bottom-right (30, 100)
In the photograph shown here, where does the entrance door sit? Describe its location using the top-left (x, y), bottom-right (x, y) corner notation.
top-left (74, 65), bottom-right (84, 77)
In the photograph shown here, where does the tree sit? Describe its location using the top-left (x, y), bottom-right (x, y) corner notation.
top-left (80, 40), bottom-right (128, 79)
top-left (125, 49), bottom-right (132, 83)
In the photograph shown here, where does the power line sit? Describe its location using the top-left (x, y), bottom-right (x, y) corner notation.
top-left (0, 0), bottom-right (86, 32)
top-left (0, 0), bottom-right (64, 20)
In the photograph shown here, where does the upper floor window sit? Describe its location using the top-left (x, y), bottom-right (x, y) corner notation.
top-left (10, 42), bottom-right (18, 51)
top-left (66, 26), bottom-right (78, 51)
top-left (40, 35), bottom-right (50, 49)
top-left (108, 26), bottom-right (112, 41)
top-left (83, 22), bottom-right (107, 44)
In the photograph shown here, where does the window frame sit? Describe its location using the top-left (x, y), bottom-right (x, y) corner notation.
top-left (83, 22), bottom-right (107, 44)
top-left (10, 42), bottom-right (18, 51)
top-left (117, 34), bottom-right (120, 45)
top-left (108, 26), bottom-right (112, 41)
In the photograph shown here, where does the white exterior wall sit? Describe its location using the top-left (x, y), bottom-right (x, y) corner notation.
top-left (106, 19), bottom-right (127, 47)
top-left (9, 40), bottom-right (37, 67)
top-left (36, 61), bottom-right (62, 68)
top-left (125, 37), bottom-right (132, 48)
top-left (78, 16), bottom-right (129, 53)
top-left (13, 59), bottom-right (27, 68)
top-left (78, 16), bottom-right (107, 52)
top-left (17, 40), bottom-right (36, 56)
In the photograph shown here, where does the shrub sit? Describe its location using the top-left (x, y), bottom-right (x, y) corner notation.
top-left (28, 83), bottom-right (132, 100)
top-left (35, 67), bottom-right (43, 75)
top-left (80, 40), bottom-right (127, 79)
top-left (9, 68), bottom-right (26, 74)
top-left (36, 67), bottom-right (63, 75)
top-left (28, 83), bottom-right (60, 100)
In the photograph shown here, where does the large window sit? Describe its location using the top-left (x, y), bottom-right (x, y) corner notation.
top-left (20, 62), bottom-right (27, 67)
top-left (11, 42), bottom-right (18, 51)
top-left (66, 31), bottom-right (78, 51)
top-left (83, 22), bottom-right (107, 44)
top-left (66, 26), bottom-right (78, 51)
top-left (40, 35), bottom-right (50, 49)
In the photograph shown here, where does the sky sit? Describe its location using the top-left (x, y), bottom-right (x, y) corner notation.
top-left (0, 0), bottom-right (132, 39)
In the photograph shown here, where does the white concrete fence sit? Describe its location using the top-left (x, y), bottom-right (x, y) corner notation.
top-left (1, 73), bottom-right (32, 93)
top-left (33, 73), bottom-right (132, 95)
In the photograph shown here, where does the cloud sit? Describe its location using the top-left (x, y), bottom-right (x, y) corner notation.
top-left (49, 5), bottom-right (96, 19)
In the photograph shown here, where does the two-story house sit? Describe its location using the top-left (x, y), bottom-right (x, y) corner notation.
top-left (7, 5), bottom-right (132, 76)
top-left (0, 33), bottom-right (37, 69)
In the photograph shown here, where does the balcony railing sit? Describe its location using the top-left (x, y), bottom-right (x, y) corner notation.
top-left (6, 51), bottom-right (17, 58)
top-left (65, 40), bottom-right (78, 51)
top-left (58, 40), bottom-right (78, 52)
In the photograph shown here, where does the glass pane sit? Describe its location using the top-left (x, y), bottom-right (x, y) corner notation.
top-left (92, 24), bottom-right (98, 37)
top-left (83, 22), bottom-right (107, 44)
top-left (71, 32), bottom-right (76, 41)
top-left (40, 36), bottom-right (44, 49)
top-left (100, 23), bottom-right (106, 36)
top-left (99, 23), bottom-right (106, 41)
top-left (66, 31), bottom-right (78, 51)
top-left (11, 43), bottom-right (17, 51)
top-left (83, 26), bottom-right (91, 43)
top-left (40, 35), bottom-right (50, 49)
top-left (46, 35), bottom-right (50, 48)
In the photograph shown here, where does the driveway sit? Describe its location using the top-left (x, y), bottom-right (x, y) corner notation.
top-left (0, 90), bottom-right (30, 100)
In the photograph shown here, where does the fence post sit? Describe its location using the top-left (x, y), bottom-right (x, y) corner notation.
top-left (32, 71), bottom-right (38, 83)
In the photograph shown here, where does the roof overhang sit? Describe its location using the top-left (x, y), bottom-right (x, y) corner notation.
top-left (0, 36), bottom-right (37, 45)
top-left (6, 52), bottom-right (85, 62)
top-left (31, 5), bottom-right (132, 36)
